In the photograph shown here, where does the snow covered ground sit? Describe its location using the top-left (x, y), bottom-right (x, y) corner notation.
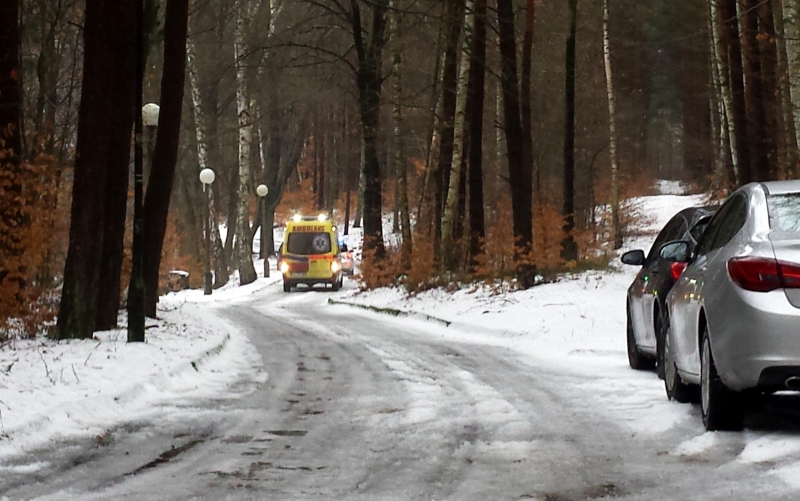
top-left (0, 261), bottom-right (278, 465)
top-left (6, 181), bottom-right (800, 497)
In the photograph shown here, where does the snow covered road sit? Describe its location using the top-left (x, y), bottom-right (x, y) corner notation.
top-left (4, 282), bottom-right (800, 500)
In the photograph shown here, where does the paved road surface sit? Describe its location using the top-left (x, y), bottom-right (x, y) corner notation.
top-left (2, 284), bottom-right (799, 500)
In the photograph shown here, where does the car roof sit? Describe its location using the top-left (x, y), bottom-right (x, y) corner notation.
top-left (761, 180), bottom-right (800, 196)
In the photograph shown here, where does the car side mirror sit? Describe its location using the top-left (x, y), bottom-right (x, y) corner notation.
top-left (659, 240), bottom-right (691, 263)
top-left (621, 249), bottom-right (645, 266)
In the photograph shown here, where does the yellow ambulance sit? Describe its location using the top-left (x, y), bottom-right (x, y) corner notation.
top-left (279, 214), bottom-right (344, 292)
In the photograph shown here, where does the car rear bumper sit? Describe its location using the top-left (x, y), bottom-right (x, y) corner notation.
top-left (711, 289), bottom-right (800, 391)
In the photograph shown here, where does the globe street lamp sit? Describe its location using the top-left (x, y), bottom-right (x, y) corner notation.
top-left (199, 168), bottom-right (216, 295)
top-left (142, 102), bottom-right (160, 126)
top-left (256, 184), bottom-right (269, 278)
top-left (142, 103), bottom-right (160, 184)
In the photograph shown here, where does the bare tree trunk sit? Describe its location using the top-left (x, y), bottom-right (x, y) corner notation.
top-left (224, 173), bottom-right (238, 266)
top-left (187, 39), bottom-right (228, 287)
top-left (417, 42), bottom-right (445, 231)
top-left (57, 0), bottom-right (136, 340)
top-left (495, 71), bottom-right (504, 201)
top-left (467, 0), bottom-right (487, 269)
top-left (741, 0), bottom-right (770, 182)
top-left (142, 0), bottom-right (189, 317)
top-left (433, 0), bottom-right (465, 264)
top-left (353, 144), bottom-right (365, 228)
top-left (783, 0), bottom-right (800, 175)
top-left (233, 0), bottom-right (257, 285)
top-left (561, 0), bottom-right (578, 262)
top-left (32, 0), bottom-right (64, 156)
top-left (520, 0), bottom-right (536, 207)
top-left (350, 0), bottom-right (389, 258)
top-left (603, 0), bottom-right (622, 250)
top-left (759, 1), bottom-right (780, 180)
top-left (390, 0), bottom-right (412, 264)
top-left (442, 0), bottom-right (473, 269)
top-left (94, 49), bottom-right (136, 329)
top-left (719, 0), bottom-right (751, 186)
top-left (497, 0), bottom-right (533, 285)
top-left (709, 0), bottom-right (736, 189)
top-left (775, 0), bottom-right (800, 178)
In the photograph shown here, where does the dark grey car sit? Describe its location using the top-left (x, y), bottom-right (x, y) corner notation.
top-left (621, 205), bottom-right (717, 378)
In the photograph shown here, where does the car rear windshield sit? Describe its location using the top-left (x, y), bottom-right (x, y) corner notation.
top-left (287, 232), bottom-right (331, 255)
top-left (767, 194), bottom-right (800, 232)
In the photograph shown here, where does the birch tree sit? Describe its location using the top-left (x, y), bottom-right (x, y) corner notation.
top-left (389, 0), bottom-right (412, 264)
top-left (719, 0), bottom-right (750, 186)
top-left (434, 0), bottom-right (465, 263)
top-left (709, 0), bottom-right (736, 188)
top-left (441, 0), bottom-right (474, 268)
top-left (187, 39), bottom-right (228, 287)
top-left (603, 0), bottom-right (622, 250)
top-left (233, 0), bottom-right (257, 285)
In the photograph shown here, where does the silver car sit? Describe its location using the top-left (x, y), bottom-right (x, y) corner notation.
top-left (662, 181), bottom-right (800, 431)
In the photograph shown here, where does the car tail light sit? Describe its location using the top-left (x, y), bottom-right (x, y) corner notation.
top-left (670, 262), bottom-right (687, 281)
top-left (727, 257), bottom-right (800, 292)
top-left (782, 261), bottom-right (800, 288)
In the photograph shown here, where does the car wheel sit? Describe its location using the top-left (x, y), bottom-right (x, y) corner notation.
top-left (655, 309), bottom-right (666, 380)
top-left (331, 279), bottom-right (340, 292)
top-left (701, 328), bottom-right (744, 431)
top-left (664, 316), bottom-right (696, 403)
top-left (283, 281), bottom-right (291, 293)
top-left (627, 303), bottom-right (654, 371)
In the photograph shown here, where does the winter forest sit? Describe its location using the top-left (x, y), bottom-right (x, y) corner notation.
top-left (0, 0), bottom-right (798, 341)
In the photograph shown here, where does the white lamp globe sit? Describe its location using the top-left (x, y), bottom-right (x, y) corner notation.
top-left (199, 168), bottom-right (216, 185)
top-left (142, 103), bottom-right (160, 127)
top-left (256, 184), bottom-right (269, 197)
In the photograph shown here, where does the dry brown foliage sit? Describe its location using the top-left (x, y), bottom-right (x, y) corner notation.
top-left (356, 180), bottom-right (658, 294)
top-left (276, 175), bottom-right (317, 221)
top-left (0, 153), bottom-right (68, 340)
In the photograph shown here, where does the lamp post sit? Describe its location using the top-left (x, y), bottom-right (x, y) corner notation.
top-left (256, 184), bottom-right (269, 278)
top-left (199, 168), bottom-right (216, 295)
